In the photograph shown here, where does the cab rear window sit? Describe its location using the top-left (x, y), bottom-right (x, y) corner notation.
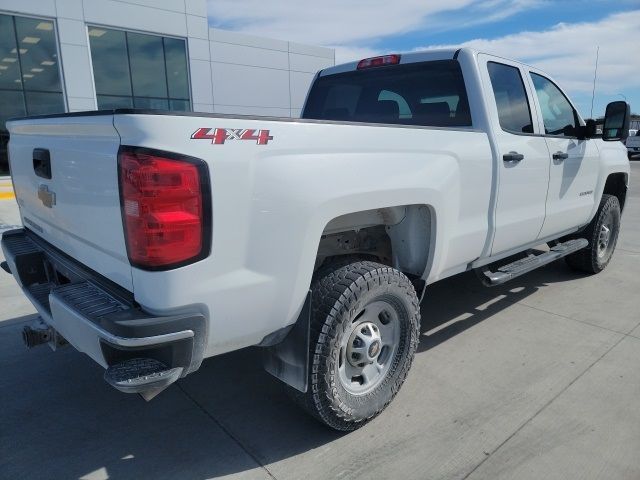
top-left (302, 60), bottom-right (472, 128)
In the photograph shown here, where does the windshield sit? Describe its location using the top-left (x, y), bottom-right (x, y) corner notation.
top-left (302, 60), bottom-right (472, 128)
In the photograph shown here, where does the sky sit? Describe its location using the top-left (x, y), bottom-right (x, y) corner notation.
top-left (207, 0), bottom-right (640, 118)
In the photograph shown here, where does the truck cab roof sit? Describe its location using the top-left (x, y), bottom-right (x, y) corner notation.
top-left (320, 47), bottom-right (539, 78)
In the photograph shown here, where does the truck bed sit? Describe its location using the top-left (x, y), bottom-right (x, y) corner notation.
top-left (7, 109), bottom-right (493, 355)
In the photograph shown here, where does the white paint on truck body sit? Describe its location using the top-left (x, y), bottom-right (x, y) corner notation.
top-left (5, 47), bottom-right (630, 359)
top-left (114, 114), bottom-right (492, 354)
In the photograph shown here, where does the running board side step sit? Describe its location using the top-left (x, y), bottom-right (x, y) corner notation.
top-left (477, 238), bottom-right (588, 287)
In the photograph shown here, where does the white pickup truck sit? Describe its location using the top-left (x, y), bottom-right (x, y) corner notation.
top-left (1, 48), bottom-right (631, 431)
top-left (626, 129), bottom-right (640, 158)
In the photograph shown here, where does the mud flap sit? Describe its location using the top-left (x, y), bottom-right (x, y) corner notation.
top-left (263, 291), bottom-right (311, 393)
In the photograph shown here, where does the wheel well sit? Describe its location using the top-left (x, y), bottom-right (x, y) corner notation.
top-left (315, 205), bottom-right (434, 277)
top-left (603, 173), bottom-right (628, 212)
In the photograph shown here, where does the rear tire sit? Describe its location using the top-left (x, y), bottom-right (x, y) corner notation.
top-left (565, 194), bottom-right (620, 274)
top-left (291, 260), bottom-right (420, 431)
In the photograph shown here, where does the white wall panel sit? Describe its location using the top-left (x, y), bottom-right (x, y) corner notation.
top-left (193, 103), bottom-right (214, 113)
top-left (59, 43), bottom-right (95, 98)
top-left (67, 96), bottom-right (96, 111)
top-left (82, 0), bottom-right (187, 37)
top-left (289, 41), bottom-right (333, 59)
top-left (185, 0), bottom-right (207, 18)
top-left (210, 28), bottom-right (288, 52)
top-left (0, 0), bottom-right (56, 17)
top-left (210, 42), bottom-right (289, 70)
top-left (212, 62), bottom-right (290, 109)
top-left (114, 0), bottom-right (185, 13)
top-left (188, 37), bottom-right (210, 61)
top-left (289, 71), bottom-right (316, 109)
top-left (289, 53), bottom-right (333, 73)
top-left (55, 0), bottom-right (83, 20)
top-left (189, 59), bottom-right (214, 105)
top-left (186, 14), bottom-right (208, 39)
top-left (2, 0), bottom-right (335, 119)
top-left (57, 18), bottom-right (87, 46)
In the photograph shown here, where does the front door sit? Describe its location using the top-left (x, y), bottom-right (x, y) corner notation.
top-left (480, 56), bottom-right (550, 255)
top-left (527, 71), bottom-right (600, 238)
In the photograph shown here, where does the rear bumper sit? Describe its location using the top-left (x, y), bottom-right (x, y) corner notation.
top-left (1, 228), bottom-right (206, 377)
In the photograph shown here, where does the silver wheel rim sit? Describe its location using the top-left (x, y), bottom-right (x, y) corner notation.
top-left (597, 210), bottom-right (616, 259)
top-left (338, 300), bottom-right (400, 395)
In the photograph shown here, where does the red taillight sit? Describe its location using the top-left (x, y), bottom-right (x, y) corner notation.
top-left (357, 54), bottom-right (401, 69)
top-left (118, 147), bottom-right (210, 269)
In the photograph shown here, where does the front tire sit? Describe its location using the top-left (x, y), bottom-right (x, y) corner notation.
top-left (292, 260), bottom-right (420, 431)
top-left (565, 194), bottom-right (620, 274)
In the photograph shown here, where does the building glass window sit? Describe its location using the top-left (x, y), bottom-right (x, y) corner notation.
top-left (88, 27), bottom-right (191, 112)
top-left (0, 14), bottom-right (64, 176)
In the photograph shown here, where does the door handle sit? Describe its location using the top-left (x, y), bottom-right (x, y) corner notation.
top-left (503, 151), bottom-right (524, 162)
top-left (552, 151), bottom-right (569, 161)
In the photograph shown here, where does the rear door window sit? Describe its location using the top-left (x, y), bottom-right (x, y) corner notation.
top-left (487, 62), bottom-right (533, 134)
top-left (303, 60), bottom-right (472, 127)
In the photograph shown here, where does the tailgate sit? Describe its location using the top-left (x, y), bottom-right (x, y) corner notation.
top-left (6, 114), bottom-right (132, 291)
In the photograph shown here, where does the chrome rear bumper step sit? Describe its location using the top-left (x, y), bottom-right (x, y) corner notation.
top-left (104, 358), bottom-right (183, 401)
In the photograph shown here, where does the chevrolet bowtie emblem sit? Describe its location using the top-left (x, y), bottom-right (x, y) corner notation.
top-left (38, 184), bottom-right (56, 208)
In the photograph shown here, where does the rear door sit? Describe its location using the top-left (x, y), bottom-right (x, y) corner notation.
top-left (7, 114), bottom-right (132, 290)
top-left (479, 55), bottom-right (550, 255)
top-left (526, 71), bottom-right (600, 237)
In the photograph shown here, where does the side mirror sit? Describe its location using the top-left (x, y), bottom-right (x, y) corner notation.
top-left (602, 101), bottom-right (630, 142)
top-left (578, 119), bottom-right (598, 140)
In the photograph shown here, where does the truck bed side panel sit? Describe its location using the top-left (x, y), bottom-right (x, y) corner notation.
top-left (113, 114), bottom-right (493, 355)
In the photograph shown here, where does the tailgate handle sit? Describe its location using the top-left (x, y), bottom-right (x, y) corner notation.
top-left (33, 149), bottom-right (52, 179)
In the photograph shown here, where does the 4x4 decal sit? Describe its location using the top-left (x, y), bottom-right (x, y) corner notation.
top-left (191, 128), bottom-right (273, 145)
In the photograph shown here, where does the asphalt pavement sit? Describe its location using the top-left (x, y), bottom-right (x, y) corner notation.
top-left (1, 163), bottom-right (639, 480)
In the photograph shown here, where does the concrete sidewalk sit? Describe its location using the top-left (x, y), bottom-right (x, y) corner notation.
top-left (1, 164), bottom-right (639, 480)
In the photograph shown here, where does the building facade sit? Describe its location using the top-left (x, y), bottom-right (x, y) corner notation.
top-left (0, 0), bottom-right (335, 175)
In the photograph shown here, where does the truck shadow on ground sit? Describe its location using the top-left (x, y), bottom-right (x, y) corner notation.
top-left (417, 259), bottom-right (583, 353)
top-left (0, 260), bottom-right (588, 480)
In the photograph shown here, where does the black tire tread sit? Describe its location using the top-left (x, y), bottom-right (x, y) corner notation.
top-left (565, 194), bottom-right (620, 273)
top-left (290, 260), bottom-right (420, 431)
